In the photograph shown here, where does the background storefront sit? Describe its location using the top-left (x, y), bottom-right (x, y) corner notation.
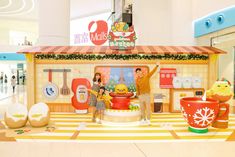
top-left (195, 6), bottom-right (235, 111)
top-left (0, 53), bottom-right (26, 100)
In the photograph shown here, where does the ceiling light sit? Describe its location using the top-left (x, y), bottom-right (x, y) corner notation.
top-left (0, 0), bottom-right (12, 10)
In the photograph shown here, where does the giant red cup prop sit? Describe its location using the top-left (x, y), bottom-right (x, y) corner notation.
top-left (180, 97), bottom-right (226, 133)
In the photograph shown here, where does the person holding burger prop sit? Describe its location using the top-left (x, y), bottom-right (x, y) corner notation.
top-left (135, 62), bottom-right (160, 125)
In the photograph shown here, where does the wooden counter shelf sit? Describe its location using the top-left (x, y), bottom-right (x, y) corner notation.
top-left (169, 88), bottom-right (205, 113)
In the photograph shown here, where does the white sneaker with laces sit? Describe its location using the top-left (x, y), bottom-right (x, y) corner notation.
top-left (146, 119), bottom-right (151, 126)
top-left (139, 119), bottom-right (146, 125)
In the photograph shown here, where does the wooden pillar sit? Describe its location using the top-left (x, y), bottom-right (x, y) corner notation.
top-left (208, 54), bottom-right (219, 89)
top-left (25, 54), bottom-right (35, 109)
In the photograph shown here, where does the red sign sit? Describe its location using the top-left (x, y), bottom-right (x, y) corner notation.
top-left (108, 22), bottom-right (137, 50)
top-left (88, 20), bottom-right (108, 45)
top-left (160, 68), bottom-right (177, 88)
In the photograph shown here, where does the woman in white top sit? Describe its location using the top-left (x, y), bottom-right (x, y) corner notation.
top-left (11, 75), bottom-right (17, 93)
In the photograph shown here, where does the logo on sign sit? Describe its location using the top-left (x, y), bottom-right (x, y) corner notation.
top-left (88, 20), bottom-right (108, 45)
top-left (74, 32), bottom-right (89, 44)
top-left (108, 22), bottom-right (137, 50)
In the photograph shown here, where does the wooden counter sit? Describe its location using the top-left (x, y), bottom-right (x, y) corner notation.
top-left (170, 88), bottom-right (205, 113)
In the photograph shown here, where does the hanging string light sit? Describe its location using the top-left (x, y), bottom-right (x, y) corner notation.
top-left (35, 54), bottom-right (209, 61)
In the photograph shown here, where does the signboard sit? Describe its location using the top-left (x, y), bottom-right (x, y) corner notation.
top-left (73, 20), bottom-right (108, 46)
top-left (0, 53), bottom-right (25, 61)
top-left (71, 12), bottom-right (111, 46)
top-left (74, 32), bottom-right (89, 44)
top-left (108, 22), bottom-right (137, 50)
top-left (88, 20), bottom-right (108, 45)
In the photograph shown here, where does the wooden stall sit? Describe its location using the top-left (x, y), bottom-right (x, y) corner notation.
top-left (18, 46), bottom-right (226, 112)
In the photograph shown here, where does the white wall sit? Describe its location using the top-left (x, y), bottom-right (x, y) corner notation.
top-left (192, 0), bottom-right (235, 20)
top-left (0, 19), bottom-right (38, 52)
top-left (0, 19), bottom-right (38, 46)
top-left (0, 45), bottom-right (31, 53)
top-left (133, 0), bottom-right (194, 45)
top-left (133, 0), bottom-right (235, 45)
top-left (171, 0), bottom-right (195, 45)
top-left (133, 0), bottom-right (172, 45)
top-left (38, 0), bottom-right (70, 45)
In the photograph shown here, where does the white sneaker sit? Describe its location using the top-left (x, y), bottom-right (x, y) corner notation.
top-left (139, 119), bottom-right (146, 125)
top-left (146, 120), bottom-right (151, 126)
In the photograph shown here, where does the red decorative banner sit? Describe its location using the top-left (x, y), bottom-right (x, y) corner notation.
top-left (108, 22), bottom-right (137, 50)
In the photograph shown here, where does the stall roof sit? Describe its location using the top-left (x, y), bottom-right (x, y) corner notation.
top-left (18, 46), bottom-right (226, 55)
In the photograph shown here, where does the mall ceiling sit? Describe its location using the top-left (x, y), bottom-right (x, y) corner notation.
top-left (71, 0), bottom-right (111, 20)
top-left (0, 0), bottom-right (111, 20)
top-left (0, 0), bottom-right (37, 20)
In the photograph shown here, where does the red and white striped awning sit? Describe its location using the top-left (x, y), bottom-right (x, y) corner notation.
top-left (18, 46), bottom-right (226, 55)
